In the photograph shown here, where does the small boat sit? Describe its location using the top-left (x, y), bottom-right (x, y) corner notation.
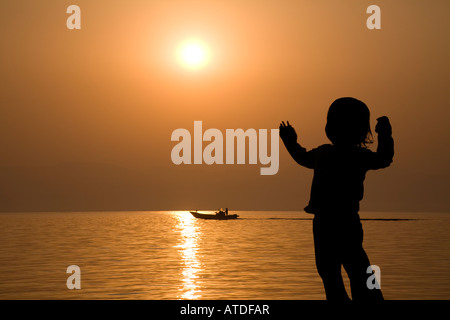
top-left (190, 210), bottom-right (239, 220)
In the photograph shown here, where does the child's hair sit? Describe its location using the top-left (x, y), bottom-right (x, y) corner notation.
top-left (325, 97), bottom-right (373, 147)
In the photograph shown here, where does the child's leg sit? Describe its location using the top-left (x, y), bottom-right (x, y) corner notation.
top-left (342, 221), bottom-right (384, 301)
top-left (315, 252), bottom-right (350, 300)
top-left (313, 218), bottom-right (350, 301)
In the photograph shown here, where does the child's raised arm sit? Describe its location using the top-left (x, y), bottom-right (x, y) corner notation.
top-left (279, 121), bottom-right (315, 169)
top-left (370, 116), bottom-right (394, 169)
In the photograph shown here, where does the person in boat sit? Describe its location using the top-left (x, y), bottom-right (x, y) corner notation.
top-left (225, 208), bottom-right (228, 215)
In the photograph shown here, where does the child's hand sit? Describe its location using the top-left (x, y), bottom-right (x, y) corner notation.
top-left (279, 121), bottom-right (298, 144)
top-left (375, 116), bottom-right (392, 136)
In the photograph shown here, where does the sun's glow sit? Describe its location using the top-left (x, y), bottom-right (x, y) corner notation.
top-left (177, 39), bottom-right (210, 70)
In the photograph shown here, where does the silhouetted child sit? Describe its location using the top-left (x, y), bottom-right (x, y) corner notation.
top-left (280, 97), bottom-right (394, 301)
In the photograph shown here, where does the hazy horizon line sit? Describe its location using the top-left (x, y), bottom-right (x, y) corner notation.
top-left (1, 209), bottom-right (448, 214)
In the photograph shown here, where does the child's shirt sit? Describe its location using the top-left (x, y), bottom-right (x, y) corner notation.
top-left (284, 135), bottom-right (394, 218)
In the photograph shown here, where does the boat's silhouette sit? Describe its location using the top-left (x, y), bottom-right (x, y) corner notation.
top-left (190, 209), bottom-right (238, 220)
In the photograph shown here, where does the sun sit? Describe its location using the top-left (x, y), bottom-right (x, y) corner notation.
top-left (177, 39), bottom-right (210, 70)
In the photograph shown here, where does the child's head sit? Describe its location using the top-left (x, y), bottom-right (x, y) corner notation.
top-left (325, 97), bottom-right (373, 147)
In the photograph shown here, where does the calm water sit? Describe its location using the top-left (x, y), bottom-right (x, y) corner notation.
top-left (0, 211), bottom-right (449, 300)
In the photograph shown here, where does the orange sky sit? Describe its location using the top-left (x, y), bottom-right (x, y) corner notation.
top-left (0, 0), bottom-right (449, 212)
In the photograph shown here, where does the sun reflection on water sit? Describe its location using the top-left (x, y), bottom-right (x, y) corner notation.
top-left (174, 212), bottom-right (202, 299)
